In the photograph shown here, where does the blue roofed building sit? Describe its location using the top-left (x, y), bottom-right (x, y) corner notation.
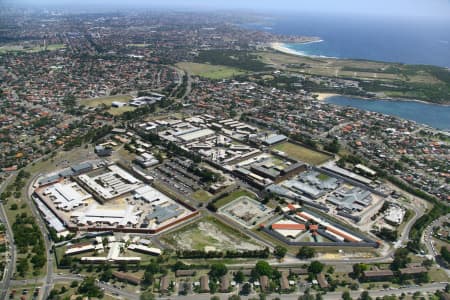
top-left (146, 204), bottom-right (183, 224)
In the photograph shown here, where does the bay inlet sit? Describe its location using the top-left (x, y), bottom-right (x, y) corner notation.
top-left (325, 96), bottom-right (450, 130)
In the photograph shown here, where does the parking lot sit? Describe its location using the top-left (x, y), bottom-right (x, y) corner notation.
top-left (146, 158), bottom-right (201, 196)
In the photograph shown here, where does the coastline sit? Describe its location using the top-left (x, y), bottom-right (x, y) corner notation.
top-left (270, 42), bottom-right (305, 56)
top-left (324, 94), bottom-right (450, 130)
top-left (324, 94), bottom-right (450, 107)
top-left (270, 41), bottom-right (337, 59)
top-left (314, 93), bottom-right (339, 101)
top-left (269, 43), bottom-right (449, 107)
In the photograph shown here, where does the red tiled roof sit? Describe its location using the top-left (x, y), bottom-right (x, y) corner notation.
top-left (272, 223), bottom-right (306, 230)
top-left (309, 224), bottom-right (319, 231)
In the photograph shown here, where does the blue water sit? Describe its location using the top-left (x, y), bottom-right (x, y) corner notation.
top-left (326, 96), bottom-right (450, 130)
top-left (244, 14), bottom-right (450, 67)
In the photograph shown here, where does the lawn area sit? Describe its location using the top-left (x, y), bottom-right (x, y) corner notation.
top-left (273, 142), bottom-right (331, 165)
top-left (52, 282), bottom-right (124, 300)
top-left (176, 62), bottom-right (246, 79)
top-left (428, 267), bottom-right (449, 282)
top-left (213, 189), bottom-right (256, 209)
top-left (191, 189), bottom-right (212, 202)
top-left (160, 215), bottom-right (262, 252)
top-left (258, 51), bottom-right (441, 84)
top-left (127, 43), bottom-right (149, 47)
top-left (3, 177), bottom-right (48, 279)
top-left (45, 44), bottom-right (66, 51)
top-left (107, 106), bottom-right (136, 116)
top-left (317, 173), bottom-right (330, 181)
top-left (79, 94), bottom-right (133, 107)
top-left (5, 200), bottom-right (47, 279)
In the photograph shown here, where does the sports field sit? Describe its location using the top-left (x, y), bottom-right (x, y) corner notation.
top-left (176, 62), bottom-right (246, 79)
top-left (213, 189), bottom-right (256, 210)
top-left (273, 142), bottom-right (331, 165)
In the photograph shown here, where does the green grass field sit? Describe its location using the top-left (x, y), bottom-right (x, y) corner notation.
top-left (79, 94), bottom-right (133, 107)
top-left (79, 94), bottom-right (137, 115)
top-left (191, 189), bottom-right (213, 202)
top-left (258, 51), bottom-right (441, 84)
top-left (107, 106), bottom-right (136, 116)
top-left (213, 189), bottom-right (256, 209)
top-left (176, 62), bottom-right (246, 79)
top-left (127, 43), bottom-right (150, 47)
top-left (273, 142), bottom-right (331, 165)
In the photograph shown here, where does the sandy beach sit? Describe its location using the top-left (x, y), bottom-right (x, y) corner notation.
top-left (314, 93), bottom-right (339, 100)
top-left (270, 42), bottom-right (304, 56)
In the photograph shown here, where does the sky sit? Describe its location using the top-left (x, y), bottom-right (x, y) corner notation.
top-left (8, 0), bottom-right (450, 19)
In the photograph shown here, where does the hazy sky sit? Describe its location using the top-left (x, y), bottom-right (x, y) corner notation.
top-left (9, 0), bottom-right (450, 19)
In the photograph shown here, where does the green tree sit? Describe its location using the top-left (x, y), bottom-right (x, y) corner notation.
top-left (209, 263), bottom-right (228, 279)
top-left (352, 263), bottom-right (368, 278)
top-left (308, 261), bottom-right (324, 274)
top-left (254, 261), bottom-right (273, 277)
top-left (100, 267), bottom-right (112, 282)
top-left (143, 271), bottom-right (154, 285)
top-left (324, 138), bottom-right (340, 154)
top-left (140, 291), bottom-right (155, 300)
top-left (78, 277), bottom-right (103, 298)
top-left (274, 245), bottom-right (287, 259)
top-left (359, 291), bottom-right (372, 300)
top-left (297, 246), bottom-right (315, 259)
top-left (441, 247), bottom-right (450, 264)
top-left (342, 291), bottom-right (353, 300)
top-left (17, 258), bottom-right (29, 277)
top-left (241, 282), bottom-right (251, 295)
top-left (391, 248), bottom-right (411, 270)
top-left (234, 270), bottom-right (245, 283)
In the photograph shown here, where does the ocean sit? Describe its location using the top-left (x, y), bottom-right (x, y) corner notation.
top-left (241, 14), bottom-right (450, 129)
top-left (243, 14), bottom-right (450, 67)
top-left (325, 96), bottom-right (450, 130)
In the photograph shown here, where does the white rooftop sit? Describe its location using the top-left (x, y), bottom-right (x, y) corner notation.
top-left (44, 182), bottom-right (91, 211)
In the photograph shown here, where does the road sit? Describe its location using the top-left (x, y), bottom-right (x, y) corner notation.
top-left (0, 174), bottom-right (16, 300)
top-left (48, 274), bottom-right (448, 300)
top-left (53, 274), bottom-right (140, 300)
top-left (0, 151), bottom-right (61, 298)
top-left (25, 173), bottom-right (54, 300)
top-left (384, 182), bottom-right (428, 250)
top-left (422, 214), bottom-right (450, 275)
top-left (154, 282), bottom-right (448, 300)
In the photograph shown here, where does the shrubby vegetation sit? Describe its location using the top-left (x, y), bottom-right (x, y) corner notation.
top-left (176, 248), bottom-right (270, 259)
top-left (13, 212), bottom-right (46, 276)
top-left (195, 50), bottom-right (270, 72)
top-left (64, 125), bottom-right (113, 150)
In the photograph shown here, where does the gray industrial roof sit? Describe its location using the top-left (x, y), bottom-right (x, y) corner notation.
top-left (262, 134), bottom-right (287, 145)
top-left (71, 162), bottom-right (93, 172)
top-left (38, 174), bottom-right (60, 185)
top-left (147, 204), bottom-right (182, 224)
